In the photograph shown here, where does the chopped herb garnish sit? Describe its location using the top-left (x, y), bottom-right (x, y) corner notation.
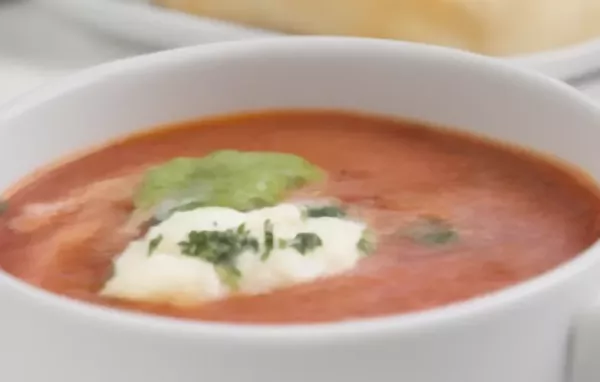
top-left (277, 238), bottom-right (287, 249)
top-left (179, 227), bottom-right (258, 261)
top-left (236, 223), bottom-right (247, 235)
top-left (242, 236), bottom-right (260, 253)
top-left (237, 223), bottom-right (260, 252)
top-left (148, 234), bottom-right (163, 256)
top-left (403, 215), bottom-right (458, 246)
top-left (262, 219), bottom-right (274, 261)
top-left (305, 205), bottom-right (346, 218)
top-left (289, 232), bottom-right (323, 255)
top-left (0, 200), bottom-right (8, 215)
top-left (178, 224), bottom-right (259, 284)
top-left (357, 230), bottom-right (376, 255)
top-left (216, 265), bottom-right (242, 290)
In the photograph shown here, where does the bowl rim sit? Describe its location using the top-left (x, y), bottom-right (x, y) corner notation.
top-left (1, 36), bottom-right (600, 343)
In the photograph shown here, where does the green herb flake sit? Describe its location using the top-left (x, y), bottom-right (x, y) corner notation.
top-left (404, 216), bottom-right (458, 246)
top-left (178, 224), bottom-right (260, 284)
top-left (236, 223), bottom-right (247, 235)
top-left (0, 200), bottom-right (8, 215)
top-left (242, 236), bottom-right (260, 253)
top-left (179, 229), bottom-right (254, 261)
top-left (277, 238), bottom-right (288, 249)
top-left (216, 265), bottom-right (242, 290)
top-left (305, 205), bottom-right (346, 218)
top-left (289, 232), bottom-right (323, 255)
top-left (357, 230), bottom-right (376, 256)
top-left (148, 234), bottom-right (164, 256)
top-left (262, 219), bottom-right (275, 261)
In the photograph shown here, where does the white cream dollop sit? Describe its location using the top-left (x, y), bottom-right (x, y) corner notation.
top-left (100, 204), bottom-right (368, 305)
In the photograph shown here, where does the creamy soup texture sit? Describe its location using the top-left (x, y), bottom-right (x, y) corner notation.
top-left (1, 110), bottom-right (600, 324)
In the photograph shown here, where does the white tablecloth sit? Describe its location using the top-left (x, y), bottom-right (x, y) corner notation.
top-left (3, 1), bottom-right (600, 104)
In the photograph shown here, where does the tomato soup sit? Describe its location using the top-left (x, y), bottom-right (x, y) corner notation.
top-left (2, 110), bottom-right (600, 324)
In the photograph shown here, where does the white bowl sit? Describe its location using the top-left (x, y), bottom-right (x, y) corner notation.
top-left (1, 37), bottom-right (600, 382)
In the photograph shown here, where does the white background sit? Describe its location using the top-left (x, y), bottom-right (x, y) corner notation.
top-left (3, 1), bottom-right (600, 104)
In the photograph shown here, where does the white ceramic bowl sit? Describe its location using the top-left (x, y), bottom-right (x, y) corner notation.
top-left (1, 37), bottom-right (600, 382)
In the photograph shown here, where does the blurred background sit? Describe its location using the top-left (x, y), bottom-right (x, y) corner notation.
top-left (3, 0), bottom-right (600, 104)
top-left (0, 1), bottom-right (149, 103)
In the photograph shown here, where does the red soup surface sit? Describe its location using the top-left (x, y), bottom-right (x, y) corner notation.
top-left (2, 110), bottom-right (600, 324)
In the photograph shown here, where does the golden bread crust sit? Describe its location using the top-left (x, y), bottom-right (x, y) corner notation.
top-left (155, 0), bottom-right (600, 56)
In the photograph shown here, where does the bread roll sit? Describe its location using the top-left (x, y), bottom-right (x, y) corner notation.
top-left (155, 0), bottom-right (600, 56)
